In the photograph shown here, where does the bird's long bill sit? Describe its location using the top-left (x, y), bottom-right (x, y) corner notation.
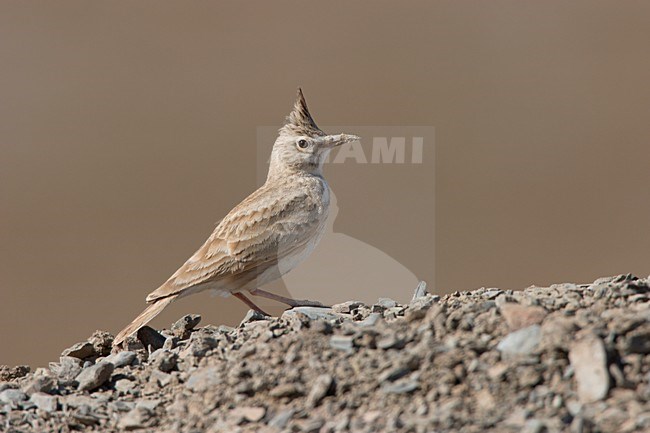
top-left (321, 133), bottom-right (360, 148)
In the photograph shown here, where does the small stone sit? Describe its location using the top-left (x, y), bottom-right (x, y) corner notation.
top-left (30, 393), bottom-right (58, 412)
top-left (569, 333), bottom-right (610, 403)
top-left (407, 296), bottom-right (436, 321)
top-left (136, 399), bottom-right (161, 411)
top-left (72, 404), bottom-right (101, 425)
top-left (50, 356), bottom-right (83, 384)
top-left (22, 375), bottom-right (56, 395)
top-left (412, 281), bottom-right (428, 300)
top-left (306, 374), bottom-right (334, 407)
top-left (0, 365), bottom-right (30, 381)
top-left (282, 307), bottom-right (340, 321)
top-left (484, 289), bottom-right (504, 300)
top-left (61, 341), bottom-right (96, 360)
top-left (269, 383), bottom-right (304, 399)
top-left (103, 351), bottom-right (137, 368)
top-left (88, 330), bottom-right (114, 357)
top-left (137, 326), bottom-right (166, 351)
top-left (119, 407), bottom-right (151, 430)
top-left (231, 406), bottom-right (266, 423)
top-left (523, 419), bottom-right (546, 433)
top-left (377, 298), bottom-right (398, 309)
top-left (268, 409), bottom-right (294, 429)
top-left (497, 325), bottom-right (542, 356)
top-left (330, 335), bottom-right (354, 351)
top-left (382, 379), bottom-right (418, 394)
top-left (115, 378), bottom-right (136, 394)
top-left (376, 334), bottom-right (406, 350)
top-left (626, 332), bottom-right (650, 354)
top-left (0, 389), bottom-right (27, 404)
top-left (171, 314), bottom-right (202, 339)
top-left (185, 366), bottom-right (220, 392)
top-left (357, 312), bottom-right (382, 327)
top-left (239, 309), bottom-right (270, 326)
top-left (150, 349), bottom-right (178, 372)
top-left (499, 303), bottom-right (547, 331)
top-left (332, 301), bottom-right (365, 314)
top-left (76, 361), bottom-right (114, 392)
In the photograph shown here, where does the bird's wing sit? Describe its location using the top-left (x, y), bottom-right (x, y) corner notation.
top-left (145, 184), bottom-right (325, 302)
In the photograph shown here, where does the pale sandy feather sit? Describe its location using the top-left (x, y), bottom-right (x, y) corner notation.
top-left (113, 175), bottom-right (329, 347)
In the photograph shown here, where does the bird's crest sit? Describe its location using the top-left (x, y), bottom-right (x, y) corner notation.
top-left (279, 88), bottom-right (325, 137)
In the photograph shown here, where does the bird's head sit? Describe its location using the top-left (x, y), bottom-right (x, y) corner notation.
top-left (268, 89), bottom-right (359, 179)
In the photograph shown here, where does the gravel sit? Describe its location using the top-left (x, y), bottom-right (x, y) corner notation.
top-left (1, 275), bottom-right (649, 432)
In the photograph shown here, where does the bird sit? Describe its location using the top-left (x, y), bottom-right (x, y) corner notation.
top-left (113, 88), bottom-right (359, 347)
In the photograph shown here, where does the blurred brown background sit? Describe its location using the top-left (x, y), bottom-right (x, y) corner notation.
top-left (2, 1), bottom-right (650, 367)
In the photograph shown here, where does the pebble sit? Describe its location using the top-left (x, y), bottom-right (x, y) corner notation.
top-left (377, 298), bottom-right (398, 309)
top-left (103, 351), bottom-right (137, 368)
top-left (330, 335), bottom-right (355, 351)
top-left (306, 374), bottom-right (334, 407)
top-left (499, 303), bottom-right (547, 330)
top-left (76, 361), bottom-right (114, 392)
top-left (269, 383), bottom-right (304, 399)
top-left (626, 331), bottom-right (650, 354)
top-left (497, 325), bottom-right (542, 356)
top-left (231, 406), bottom-right (266, 423)
top-left (268, 409), bottom-right (295, 429)
top-left (0, 389), bottom-right (27, 404)
top-left (185, 366), bottom-right (221, 392)
top-left (382, 379), bottom-right (419, 394)
top-left (412, 281), bottom-right (429, 300)
top-left (282, 306), bottom-right (340, 321)
top-left (332, 301), bottom-right (365, 314)
top-left (171, 314), bottom-right (202, 339)
top-left (137, 326), bottom-right (166, 350)
top-left (30, 393), bottom-right (58, 412)
top-left (22, 374), bottom-right (56, 395)
top-left (569, 334), bottom-right (610, 403)
top-left (119, 407), bottom-right (151, 430)
top-left (149, 349), bottom-right (178, 372)
top-left (61, 341), bottom-right (96, 360)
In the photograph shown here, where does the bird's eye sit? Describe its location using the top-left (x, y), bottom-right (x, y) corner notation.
top-left (297, 139), bottom-right (308, 149)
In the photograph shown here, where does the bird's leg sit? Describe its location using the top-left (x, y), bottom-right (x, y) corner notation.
top-left (249, 288), bottom-right (328, 308)
top-left (233, 292), bottom-right (270, 316)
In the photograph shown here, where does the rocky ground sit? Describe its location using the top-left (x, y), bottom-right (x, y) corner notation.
top-left (2, 275), bottom-right (650, 433)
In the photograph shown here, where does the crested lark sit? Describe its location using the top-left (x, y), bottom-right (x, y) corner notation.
top-left (113, 89), bottom-right (359, 346)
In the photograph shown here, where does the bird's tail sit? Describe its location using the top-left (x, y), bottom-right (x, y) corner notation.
top-left (113, 295), bottom-right (178, 347)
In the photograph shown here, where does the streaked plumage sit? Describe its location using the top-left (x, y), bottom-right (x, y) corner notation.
top-left (113, 89), bottom-right (359, 347)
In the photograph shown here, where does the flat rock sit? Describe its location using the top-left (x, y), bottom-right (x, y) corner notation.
top-left (282, 307), bottom-right (340, 321)
top-left (497, 325), bottom-right (542, 356)
top-left (76, 361), bottom-right (114, 392)
top-left (30, 392), bottom-right (58, 412)
top-left (103, 351), bottom-right (137, 368)
top-left (569, 333), bottom-right (610, 403)
top-left (61, 341), bottom-right (96, 359)
top-left (332, 301), bottom-right (365, 314)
